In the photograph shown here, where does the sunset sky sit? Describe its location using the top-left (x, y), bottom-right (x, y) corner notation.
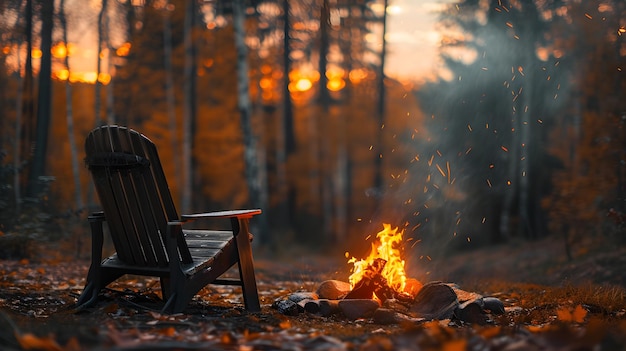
top-left (385, 0), bottom-right (450, 81)
top-left (62, 0), bottom-right (451, 83)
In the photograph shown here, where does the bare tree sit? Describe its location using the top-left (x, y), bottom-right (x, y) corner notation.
top-left (233, 0), bottom-right (263, 238)
top-left (59, 0), bottom-right (83, 212)
top-left (28, 0), bottom-right (54, 197)
top-left (95, 0), bottom-right (108, 124)
top-left (163, 0), bottom-right (179, 197)
top-left (373, 0), bottom-right (388, 194)
top-left (181, 0), bottom-right (195, 213)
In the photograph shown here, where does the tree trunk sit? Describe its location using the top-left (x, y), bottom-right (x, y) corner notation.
top-left (318, 0), bottom-right (333, 242)
top-left (95, 0), bottom-right (108, 124)
top-left (233, 0), bottom-right (264, 240)
top-left (19, 0), bottom-right (35, 200)
top-left (104, 2), bottom-right (114, 124)
top-left (13, 1), bottom-right (29, 214)
top-left (163, 2), bottom-right (179, 199)
top-left (373, 0), bottom-right (388, 194)
top-left (60, 0), bottom-right (83, 212)
top-left (181, 0), bottom-right (196, 214)
top-left (28, 0), bottom-right (54, 198)
top-left (274, 0), bottom-right (293, 235)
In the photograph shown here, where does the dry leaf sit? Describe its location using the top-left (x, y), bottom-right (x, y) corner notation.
top-left (557, 305), bottom-right (587, 323)
top-left (442, 339), bottom-right (466, 351)
top-left (556, 307), bottom-right (573, 322)
top-left (478, 326), bottom-right (501, 339)
top-left (15, 332), bottom-right (63, 351)
top-left (572, 305), bottom-right (587, 323)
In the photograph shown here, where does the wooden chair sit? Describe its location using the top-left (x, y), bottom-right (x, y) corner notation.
top-left (76, 125), bottom-right (261, 313)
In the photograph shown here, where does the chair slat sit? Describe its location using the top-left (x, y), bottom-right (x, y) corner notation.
top-left (141, 138), bottom-right (192, 264)
top-left (87, 128), bottom-right (136, 264)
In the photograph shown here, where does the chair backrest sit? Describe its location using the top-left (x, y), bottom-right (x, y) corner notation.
top-left (85, 125), bottom-right (192, 266)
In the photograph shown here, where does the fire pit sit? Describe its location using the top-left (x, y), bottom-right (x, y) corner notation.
top-left (272, 224), bottom-right (505, 325)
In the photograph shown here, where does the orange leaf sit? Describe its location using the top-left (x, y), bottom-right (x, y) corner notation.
top-left (64, 336), bottom-right (82, 351)
top-left (572, 304), bottom-right (587, 323)
top-left (442, 339), bottom-right (467, 351)
top-left (556, 307), bottom-right (572, 322)
top-left (478, 326), bottom-right (502, 339)
top-left (160, 327), bottom-right (176, 337)
top-left (220, 332), bottom-right (235, 344)
top-left (15, 332), bottom-right (63, 351)
top-left (527, 325), bottom-right (545, 332)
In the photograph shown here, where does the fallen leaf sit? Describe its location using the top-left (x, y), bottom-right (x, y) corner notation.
top-left (160, 327), bottom-right (176, 337)
top-left (572, 304), bottom-right (587, 323)
top-left (556, 307), bottom-right (572, 322)
top-left (442, 339), bottom-right (466, 351)
top-left (557, 305), bottom-right (587, 323)
top-left (15, 332), bottom-right (63, 351)
top-left (478, 326), bottom-right (501, 339)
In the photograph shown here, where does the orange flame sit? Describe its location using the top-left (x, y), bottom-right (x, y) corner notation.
top-left (346, 223), bottom-right (409, 294)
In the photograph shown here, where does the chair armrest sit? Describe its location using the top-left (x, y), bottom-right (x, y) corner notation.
top-left (181, 209), bottom-right (261, 222)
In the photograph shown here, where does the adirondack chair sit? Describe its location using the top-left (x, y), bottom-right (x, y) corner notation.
top-left (76, 125), bottom-right (261, 313)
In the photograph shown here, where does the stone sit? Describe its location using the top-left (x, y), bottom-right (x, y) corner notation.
top-left (288, 291), bottom-right (319, 303)
top-left (304, 299), bottom-right (340, 316)
top-left (316, 280), bottom-right (352, 300)
top-left (272, 299), bottom-right (300, 316)
top-left (382, 298), bottom-right (409, 313)
top-left (338, 299), bottom-right (380, 320)
top-left (483, 297), bottom-right (505, 315)
top-left (455, 299), bottom-right (488, 325)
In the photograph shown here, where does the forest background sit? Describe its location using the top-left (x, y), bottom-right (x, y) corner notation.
top-left (0, 0), bottom-right (624, 276)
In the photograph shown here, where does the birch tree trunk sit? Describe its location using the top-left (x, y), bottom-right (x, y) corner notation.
top-left (274, 0), bottom-right (293, 234)
top-left (233, 0), bottom-right (264, 241)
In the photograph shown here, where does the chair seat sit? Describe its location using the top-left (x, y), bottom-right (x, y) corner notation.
top-left (100, 230), bottom-right (246, 277)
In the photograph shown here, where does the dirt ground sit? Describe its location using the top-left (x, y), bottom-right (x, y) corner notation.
top-left (0, 236), bottom-right (625, 350)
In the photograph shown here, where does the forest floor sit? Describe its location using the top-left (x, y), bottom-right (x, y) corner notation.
top-left (0, 235), bottom-right (625, 350)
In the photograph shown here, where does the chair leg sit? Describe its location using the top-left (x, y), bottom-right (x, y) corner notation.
top-left (163, 221), bottom-right (189, 314)
top-left (232, 218), bottom-right (261, 312)
top-left (76, 277), bottom-right (100, 308)
top-left (76, 213), bottom-right (106, 309)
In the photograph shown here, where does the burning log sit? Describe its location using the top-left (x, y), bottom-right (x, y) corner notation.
top-left (344, 258), bottom-right (390, 300)
top-left (344, 258), bottom-right (413, 304)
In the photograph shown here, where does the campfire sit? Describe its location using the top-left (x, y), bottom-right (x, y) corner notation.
top-left (272, 223), bottom-right (505, 325)
top-left (344, 224), bottom-right (420, 303)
